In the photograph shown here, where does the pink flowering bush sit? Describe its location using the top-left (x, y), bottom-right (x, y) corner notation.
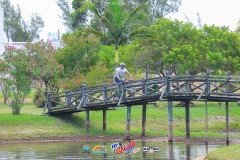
top-left (0, 46), bottom-right (38, 114)
top-left (25, 40), bottom-right (63, 108)
top-left (0, 41), bottom-right (63, 114)
top-left (24, 40), bottom-right (63, 93)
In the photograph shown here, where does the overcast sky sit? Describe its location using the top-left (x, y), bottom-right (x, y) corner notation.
top-left (10, 0), bottom-right (240, 40)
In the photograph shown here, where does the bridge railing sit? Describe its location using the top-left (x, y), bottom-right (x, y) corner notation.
top-left (44, 72), bottom-right (240, 114)
top-left (167, 75), bottom-right (206, 98)
top-left (44, 88), bottom-right (83, 113)
top-left (208, 74), bottom-right (240, 98)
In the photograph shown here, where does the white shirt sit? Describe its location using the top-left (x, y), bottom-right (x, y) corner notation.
top-left (116, 67), bottom-right (128, 79)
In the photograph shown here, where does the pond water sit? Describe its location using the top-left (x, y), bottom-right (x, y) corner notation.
top-left (0, 140), bottom-right (224, 160)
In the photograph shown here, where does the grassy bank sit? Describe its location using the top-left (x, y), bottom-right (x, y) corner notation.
top-left (0, 101), bottom-right (240, 142)
top-left (207, 144), bottom-right (240, 160)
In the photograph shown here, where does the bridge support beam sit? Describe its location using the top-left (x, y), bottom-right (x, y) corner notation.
top-left (103, 109), bottom-right (107, 131)
top-left (226, 102), bottom-right (229, 145)
top-left (142, 104), bottom-right (146, 137)
top-left (126, 105), bottom-right (131, 140)
top-left (185, 100), bottom-right (190, 138)
top-left (85, 110), bottom-right (90, 132)
top-left (168, 101), bottom-right (173, 142)
top-left (205, 101), bottom-right (208, 144)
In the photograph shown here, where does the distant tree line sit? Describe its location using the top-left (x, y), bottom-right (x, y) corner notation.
top-left (0, 0), bottom-right (44, 42)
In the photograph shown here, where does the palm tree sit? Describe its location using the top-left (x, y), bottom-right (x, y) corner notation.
top-left (82, 0), bottom-right (146, 69)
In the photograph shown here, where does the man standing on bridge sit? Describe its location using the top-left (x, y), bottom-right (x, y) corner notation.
top-left (115, 62), bottom-right (133, 84)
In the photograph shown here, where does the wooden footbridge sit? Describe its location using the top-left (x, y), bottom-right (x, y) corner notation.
top-left (43, 71), bottom-right (240, 144)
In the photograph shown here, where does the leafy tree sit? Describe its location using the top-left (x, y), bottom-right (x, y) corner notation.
top-left (55, 32), bottom-right (101, 76)
top-left (56, 0), bottom-right (74, 32)
top-left (0, 0), bottom-right (44, 42)
top-left (82, 0), bottom-right (146, 70)
top-left (71, 0), bottom-right (87, 28)
top-left (131, 18), bottom-right (240, 76)
top-left (24, 41), bottom-right (63, 108)
top-left (24, 41), bottom-right (63, 94)
top-left (98, 44), bottom-right (115, 70)
top-left (69, 0), bottom-right (106, 29)
top-left (0, 46), bottom-right (38, 114)
top-left (26, 13), bottom-right (45, 41)
top-left (0, 41), bottom-right (63, 113)
top-left (163, 25), bottom-right (240, 75)
top-left (123, 0), bottom-right (182, 25)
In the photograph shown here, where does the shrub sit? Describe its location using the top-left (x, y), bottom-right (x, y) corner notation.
top-left (33, 88), bottom-right (46, 108)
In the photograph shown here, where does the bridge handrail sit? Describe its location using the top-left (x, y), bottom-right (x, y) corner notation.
top-left (44, 72), bottom-right (240, 114)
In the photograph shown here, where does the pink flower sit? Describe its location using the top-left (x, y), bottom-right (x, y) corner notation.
top-left (27, 68), bottom-right (31, 71)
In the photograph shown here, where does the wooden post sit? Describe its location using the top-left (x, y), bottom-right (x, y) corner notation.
top-left (226, 71), bottom-right (230, 96)
top-left (142, 103), bottom-right (146, 137)
top-left (168, 101), bottom-right (173, 142)
top-left (141, 79), bottom-right (147, 137)
top-left (126, 105), bottom-right (131, 140)
top-left (102, 83), bottom-right (107, 131)
top-left (82, 84), bottom-right (87, 107)
top-left (186, 71), bottom-right (190, 94)
top-left (102, 83), bottom-right (107, 103)
top-left (205, 101), bottom-right (208, 144)
top-left (226, 71), bottom-right (230, 145)
top-left (226, 101), bottom-right (229, 145)
top-left (185, 100), bottom-right (190, 138)
top-left (205, 71), bottom-right (210, 97)
top-left (103, 109), bottom-right (107, 131)
top-left (165, 71), bottom-right (170, 97)
top-left (65, 90), bottom-right (69, 106)
top-left (142, 79), bottom-right (148, 96)
top-left (86, 110), bottom-right (90, 132)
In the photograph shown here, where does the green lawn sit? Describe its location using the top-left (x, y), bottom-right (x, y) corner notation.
top-left (207, 144), bottom-right (240, 160)
top-left (0, 101), bottom-right (240, 141)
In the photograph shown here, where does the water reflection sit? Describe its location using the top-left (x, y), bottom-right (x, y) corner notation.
top-left (0, 140), bottom-right (224, 160)
top-left (168, 142), bottom-right (174, 160)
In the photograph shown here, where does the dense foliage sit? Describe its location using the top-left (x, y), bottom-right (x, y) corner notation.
top-left (0, 41), bottom-right (62, 114)
top-left (0, 46), bottom-right (38, 114)
top-left (128, 18), bottom-right (240, 76)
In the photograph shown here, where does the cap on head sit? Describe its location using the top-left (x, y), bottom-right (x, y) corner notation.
top-left (120, 62), bottom-right (125, 67)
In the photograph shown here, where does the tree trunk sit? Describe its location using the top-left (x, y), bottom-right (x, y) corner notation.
top-left (1, 87), bottom-right (8, 104)
top-left (11, 101), bottom-right (22, 114)
top-left (115, 43), bottom-right (119, 69)
top-left (114, 43), bottom-right (119, 83)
